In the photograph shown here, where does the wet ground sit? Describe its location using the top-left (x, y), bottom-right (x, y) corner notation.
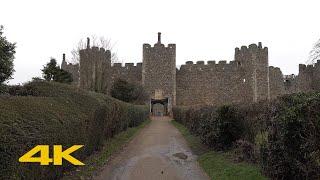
top-left (94, 116), bottom-right (209, 180)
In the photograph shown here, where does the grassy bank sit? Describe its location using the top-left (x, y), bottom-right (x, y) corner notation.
top-left (62, 119), bottom-right (150, 179)
top-left (171, 120), bottom-right (266, 180)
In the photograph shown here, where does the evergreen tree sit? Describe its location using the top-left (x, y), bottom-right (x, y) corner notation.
top-left (0, 25), bottom-right (16, 84)
top-left (110, 79), bottom-right (147, 104)
top-left (42, 58), bottom-right (73, 83)
top-left (111, 79), bottom-right (135, 102)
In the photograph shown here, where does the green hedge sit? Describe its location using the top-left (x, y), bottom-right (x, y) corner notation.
top-left (173, 92), bottom-right (320, 179)
top-left (0, 82), bottom-right (149, 180)
top-left (173, 105), bottom-right (245, 150)
top-left (260, 93), bottom-right (320, 179)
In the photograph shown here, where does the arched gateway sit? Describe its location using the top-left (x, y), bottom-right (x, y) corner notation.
top-left (150, 98), bottom-right (169, 116)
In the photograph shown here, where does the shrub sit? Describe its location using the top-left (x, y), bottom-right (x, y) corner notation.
top-left (8, 84), bottom-right (40, 96)
top-left (42, 58), bottom-right (73, 83)
top-left (233, 139), bottom-right (257, 163)
top-left (0, 84), bottom-right (9, 94)
top-left (173, 105), bottom-right (245, 150)
top-left (110, 79), bottom-right (147, 104)
top-left (260, 93), bottom-right (320, 180)
top-left (200, 105), bottom-right (245, 150)
top-left (0, 81), bottom-right (148, 179)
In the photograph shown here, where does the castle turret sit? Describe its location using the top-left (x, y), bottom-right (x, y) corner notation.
top-left (79, 42), bottom-right (111, 93)
top-left (235, 42), bottom-right (270, 103)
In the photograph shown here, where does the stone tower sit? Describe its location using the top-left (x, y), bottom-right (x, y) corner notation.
top-left (235, 42), bottom-right (270, 103)
top-left (142, 32), bottom-right (176, 114)
top-left (79, 38), bottom-right (111, 93)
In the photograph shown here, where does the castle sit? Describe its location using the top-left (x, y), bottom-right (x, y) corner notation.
top-left (61, 33), bottom-right (320, 115)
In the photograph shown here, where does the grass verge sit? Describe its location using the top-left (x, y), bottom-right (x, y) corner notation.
top-left (171, 120), bottom-right (266, 180)
top-left (62, 119), bottom-right (151, 179)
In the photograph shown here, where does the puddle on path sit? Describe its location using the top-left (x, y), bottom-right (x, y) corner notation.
top-left (173, 152), bottom-right (188, 160)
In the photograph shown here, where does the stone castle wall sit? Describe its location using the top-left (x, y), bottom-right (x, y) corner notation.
top-left (267, 60), bottom-right (320, 97)
top-left (269, 66), bottom-right (285, 99)
top-left (111, 63), bottom-right (142, 86)
top-left (176, 60), bottom-right (244, 106)
top-left (297, 61), bottom-right (320, 92)
top-left (61, 34), bottom-right (320, 108)
top-left (176, 43), bottom-right (271, 107)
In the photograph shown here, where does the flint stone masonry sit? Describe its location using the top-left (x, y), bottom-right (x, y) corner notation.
top-left (142, 37), bottom-right (176, 113)
top-left (62, 33), bottom-right (320, 110)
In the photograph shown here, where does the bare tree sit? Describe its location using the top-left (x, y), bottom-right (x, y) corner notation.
top-left (307, 39), bottom-right (320, 64)
top-left (70, 35), bottom-right (118, 64)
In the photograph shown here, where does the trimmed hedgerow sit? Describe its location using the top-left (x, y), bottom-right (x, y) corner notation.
top-left (0, 81), bottom-right (148, 180)
top-left (260, 93), bottom-right (320, 180)
top-left (173, 92), bottom-right (320, 180)
top-left (173, 105), bottom-right (245, 151)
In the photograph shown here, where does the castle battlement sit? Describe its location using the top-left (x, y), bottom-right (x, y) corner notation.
top-left (143, 43), bottom-right (176, 49)
top-left (143, 32), bottom-right (176, 50)
top-left (179, 60), bottom-right (240, 72)
top-left (79, 46), bottom-right (111, 56)
top-left (112, 62), bottom-right (143, 68)
top-left (61, 33), bottom-right (320, 110)
top-left (269, 66), bottom-right (281, 71)
top-left (299, 60), bottom-right (320, 74)
top-left (235, 42), bottom-right (268, 52)
top-left (299, 64), bottom-right (316, 73)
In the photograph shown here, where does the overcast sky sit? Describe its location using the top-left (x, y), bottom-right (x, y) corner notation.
top-left (1, 0), bottom-right (320, 84)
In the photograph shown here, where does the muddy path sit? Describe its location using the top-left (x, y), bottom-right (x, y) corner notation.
top-left (94, 116), bottom-right (209, 180)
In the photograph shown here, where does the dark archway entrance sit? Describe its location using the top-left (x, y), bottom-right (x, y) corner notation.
top-left (150, 98), bottom-right (168, 116)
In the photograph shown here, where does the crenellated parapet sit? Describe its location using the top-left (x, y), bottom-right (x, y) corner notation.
top-left (178, 60), bottom-right (240, 72)
top-left (143, 43), bottom-right (176, 49)
top-left (297, 60), bottom-right (320, 92)
top-left (112, 62), bottom-right (143, 69)
top-left (111, 62), bottom-right (142, 85)
top-left (234, 42), bottom-right (268, 66)
top-left (299, 60), bottom-right (320, 73)
top-left (143, 43), bottom-right (176, 58)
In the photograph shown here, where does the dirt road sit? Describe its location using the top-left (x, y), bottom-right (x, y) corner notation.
top-left (94, 116), bottom-right (209, 180)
